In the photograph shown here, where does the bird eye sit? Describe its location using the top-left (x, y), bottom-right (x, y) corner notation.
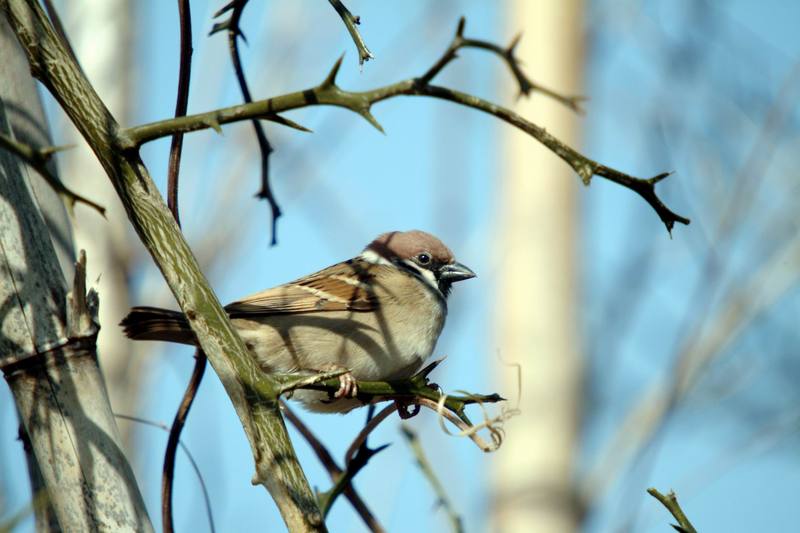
top-left (417, 253), bottom-right (431, 265)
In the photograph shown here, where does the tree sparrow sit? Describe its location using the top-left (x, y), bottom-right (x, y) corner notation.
top-left (120, 230), bottom-right (475, 412)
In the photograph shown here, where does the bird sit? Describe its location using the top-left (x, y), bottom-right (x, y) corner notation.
top-left (120, 230), bottom-right (475, 412)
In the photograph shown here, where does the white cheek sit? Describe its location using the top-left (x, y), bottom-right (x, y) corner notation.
top-left (403, 260), bottom-right (438, 290)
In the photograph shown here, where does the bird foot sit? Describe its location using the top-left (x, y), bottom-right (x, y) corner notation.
top-left (319, 363), bottom-right (357, 399)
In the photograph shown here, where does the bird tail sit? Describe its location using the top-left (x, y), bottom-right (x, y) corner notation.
top-left (120, 306), bottom-right (196, 345)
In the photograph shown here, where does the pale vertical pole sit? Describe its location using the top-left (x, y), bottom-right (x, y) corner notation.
top-left (491, 1), bottom-right (585, 532)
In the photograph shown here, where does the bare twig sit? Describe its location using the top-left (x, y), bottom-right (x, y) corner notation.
top-left (400, 425), bottom-right (464, 533)
top-left (647, 488), bottom-right (697, 533)
top-left (278, 360), bottom-right (509, 515)
top-left (123, 18), bottom-right (688, 233)
top-left (327, 0), bottom-right (373, 65)
top-left (162, 350), bottom-right (207, 533)
top-left (421, 17), bottom-right (585, 111)
top-left (116, 414), bottom-right (216, 533)
top-left (344, 404), bottom-right (397, 465)
top-left (166, 0), bottom-right (193, 228)
top-left (0, 132), bottom-right (104, 215)
top-left (281, 402), bottom-right (386, 533)
top-left (161, 7), bottom-right (205, 532)
top-left (211, 0), bottom-right (282, 245)
top-left (318, 406), bottom-right (391, 519)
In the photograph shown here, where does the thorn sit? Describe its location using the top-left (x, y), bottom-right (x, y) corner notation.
top-left (358, 109), bottom-right (384, 133)
top-left (267, 114), bottom-right (313, 133)
top-left (371, 443), bottom-right (390, 455)
top-left (322, 54), bottom-right (345, 88)
top-left (63, 197), bottom-right (76, 217)
top-left (456, 17), bottom-right (466, 37)
top-left (417, 357), bottom-right (446, 379)
top-left (507, 32), bottom-right (523, 55)
top-left (212, 0), bottom-right (237, 18)
top-left (576, 164), bottom-right (594, 186)
top-left (39, 144), bottom-right (74, 157)
top-left (203, 116), bottom-right (223, 135)
top-left (208, 20), bottom-right (230, 36)
top-left (650, 171), bottom-right (673, 184)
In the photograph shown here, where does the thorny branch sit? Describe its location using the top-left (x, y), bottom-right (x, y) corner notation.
top-left (422, 17), bottom-right (585, 111)
top-left (281, 402), bottom-right (386, 532)
top-left (401, 425), bottom-right (464, 533)
top-left (2, 1), bottom-right (325, 528)
top-left (283, 359), bottom-right (506, 429)
top-left (211, 0), bottom-right (282, 245)
top-left (0, 132), bottom-right (104, 215)
top-left (647, 488), bottom-right (698, 533)
top-left (328, 0), bottom-right (373, 65)
top-left (317, 406), bottom-right (390, 519)
top-left (277, 359), bottom-right (510, 520)
top-left (115, 414), bottom-right (216, 533)
top-left (121, 17), bottom-right (689, 233)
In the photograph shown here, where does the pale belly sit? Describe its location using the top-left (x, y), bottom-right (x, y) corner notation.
top-left (232, 299), bottom-right (446, 412)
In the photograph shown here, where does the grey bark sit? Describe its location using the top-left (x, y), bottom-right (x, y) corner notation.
top-left (0, 14), bottom-right (153, 532)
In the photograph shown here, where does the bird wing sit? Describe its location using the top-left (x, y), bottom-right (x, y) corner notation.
top-left (224, 259), bottom-right (381, 317)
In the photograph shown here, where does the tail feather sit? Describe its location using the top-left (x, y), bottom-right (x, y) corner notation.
top-left (120, 306), bottom-right (196, 345)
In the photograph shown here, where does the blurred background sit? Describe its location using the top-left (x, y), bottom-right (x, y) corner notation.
top-left (2, 0), bottom-right (799, 531)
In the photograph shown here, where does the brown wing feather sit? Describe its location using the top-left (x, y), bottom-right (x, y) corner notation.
top-left (224, 259), bottom-right (380, 318)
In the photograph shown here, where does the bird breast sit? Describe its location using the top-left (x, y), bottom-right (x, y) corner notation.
top-left (232, 273), bottom-right (447, 382)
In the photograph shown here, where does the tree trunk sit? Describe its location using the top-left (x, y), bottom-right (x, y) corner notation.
top-left (2, 2), bottom-right (325, 529)
top-left (0, 14), bottom-right (153, 532)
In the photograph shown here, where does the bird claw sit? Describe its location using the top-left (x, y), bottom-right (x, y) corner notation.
top-left (320, 364), bottom-right (357, 399)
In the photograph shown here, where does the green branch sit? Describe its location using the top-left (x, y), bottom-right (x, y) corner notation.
top-left (121, 24), bottom-right (689, 233)
top-left (1, 1), bottom-right (324, 530)
top-left (281, 402), bottom-right (386, 532)
top-left (279, 359), bottom-right (505, 427)
top-left (327, 0), bottom-right (373, 65)
top-left (647, 488), bottom-right (698, 533)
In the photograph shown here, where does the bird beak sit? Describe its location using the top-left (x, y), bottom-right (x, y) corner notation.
top-left (437, 262), bottom-right (476, 282)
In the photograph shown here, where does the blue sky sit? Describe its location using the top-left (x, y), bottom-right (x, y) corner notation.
top-left (2, 1), bottom-right (799, 532)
